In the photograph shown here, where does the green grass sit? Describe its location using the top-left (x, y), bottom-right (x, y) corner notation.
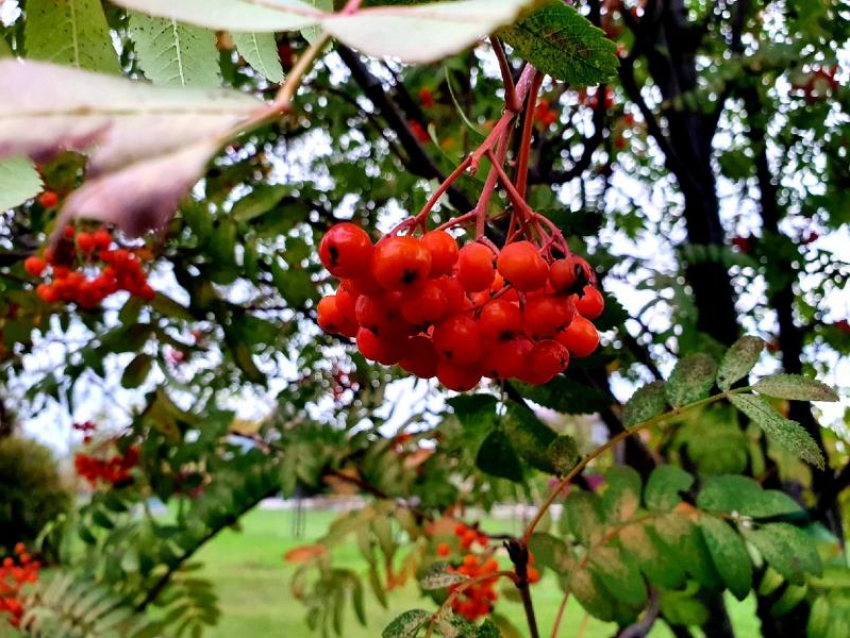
top-left (191, 507), bottom-right (762, 638)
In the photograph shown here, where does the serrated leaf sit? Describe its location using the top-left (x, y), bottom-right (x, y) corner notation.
top-left (753, 373), bottom-right (839, 402)
top-left (502, 402), bottom-right (557, 473)
top-left (546, 435), bottom-right (579, 475)
top-left (0, 60), bottom-right (269, 236)
top-left (716, 335), bottom-right (764, 390)
top-left (527, 533), bottom-right (573, 575)
top-left (420, 562), bottom-right (467, 590)
top-left (644, 465), bottom-right (693, 511)
top-left (729, 393), bottom-right (825, 468)
top-left (665, 353), bottom-right (718, 408)
top-left (500, 0), bottom-right (619, 85)
top-left (696, 475), bottom-right (803, 519)
top-left (601, 466), bottom-right (641, 522)
top-left (560, 491), bottom-right (604, 546)
top-left (302, 0), bottom-right (334, 45)
top-left (232, 32), bottom-right (285, 83)
top-left (699, 516), bottom-right (752, 600)
top-left (569, 569), bottom-right (615, 622)
top-left (476, 429), bottom-right (523, 482)
top-left (382, 609), bottom-right (431, 638)
top-left (587, 545), bottom-right (647, 607)
top-left (25, 0), bottom-right (119, 73)
top-left (0, 157), bottom-right (42, 211)
top-left (121, 353), bottom-right (153, 388)
top-left (115, 0), bottom-right (537, 64)
top-left (129, 13), bottom-right (221, 87)
top-left (619, 521), bottom-right (686, 590)
top-left (648, 514), bottom-right (721, 588)
top-left (513, 376), bottom-right (613, 415)
top-left (622, 381), bottom-right (668, 427)
top-left (744, 523), bottom-right (822, 585)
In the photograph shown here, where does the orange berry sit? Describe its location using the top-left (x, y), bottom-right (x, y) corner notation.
top-left (422, 230), bottom-right (459, 277)
top-left (371, 236), bottom-right (432, 290)
top-left (24, 256), bottom-right (46, 277)
top-left (433, 314), bottom-right (482, 365)
top-left (39, 191), bottom-right (59, 208)
top-left (399, 336), bottom-right (439, 379)
top-left (456, 243), bottom-right (496, 293)
top-left (437, 543), bottom-right (450, 557)
top-left (497, 241), bottom-right (549, 292)
top-left (575, 285), bottom-right (604, 319)
top-left (437, 361), bottom-right (482, 392)
top-left (555, 315), bottom-right (599, 357)
top-left (75, 232), bottom-right (96, 254)
top-left (319, 223), bottom-right (374, 278)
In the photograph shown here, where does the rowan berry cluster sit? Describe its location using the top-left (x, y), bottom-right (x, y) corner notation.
top-left (316, 222), bottom-right (603, 391)
top-left (791, 65), bottom-right (839, 103)
top-left (435, 523), bottom-right (540, 621)
top-left (24, 226), bottom-right (155, 308)
top-left (75, 444), bottom-right (140, 488)
top-left (0, 544), bottom-right (40, 629)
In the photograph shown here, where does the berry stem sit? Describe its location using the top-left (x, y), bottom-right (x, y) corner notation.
top-left (414, 155), bottom-right (474, 225)
top-left (490, 36), bottom-right (522, 113)
top-left (515, 70), bottom-right (544, 200)
top-left (435, 211), bottom-right (476, 231)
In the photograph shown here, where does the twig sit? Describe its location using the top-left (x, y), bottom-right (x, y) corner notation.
top-left (490, 36), bottom-right (521, 113)
top-left (276, 35), bottom-right (331, 110)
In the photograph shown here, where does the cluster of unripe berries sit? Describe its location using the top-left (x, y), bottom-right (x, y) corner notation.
top-left (434, 523), bottom-right (539, 621)
top-left (24, 226), bottom-right (155, 308)
top-left (316, 223), bottom-right (603, 391)
top-left (75, 431), bottom-right (140, 488)
top-left (0, 544), bottom-right (40, 628)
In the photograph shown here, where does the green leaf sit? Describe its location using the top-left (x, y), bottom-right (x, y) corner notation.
top-left (500, 0), bottom-right (619, 85)
top-left (527, 533), bottom-right (573, 575)
top-left (25, 0), bottom-right (119, 73)
top-left (648, 514), bottom-right (721, 588)
top-left (0, 157), bottom-right (42, 211)
top-left (569, 568), bottom-right (615, 622)
top-left (382, 609), bottom-right (431, 638)
top-left (622, 381), bottom-right (668, 427)
top-left (502, 402), bottom-right (557, 473)
top-left (644, 466), bottom-right (694, 511)
top-left (729, 393), bottom-right (825, 468)
top-left (659, 588), bottom-right (709, 626)
top-left (546, 435), bottom-right (579, 475)
top-left (699, 516), bottom-right (752, 600)
top-left (696, 475), bottom-right (803, 519)
top-left (560, 491), bottom-right (604, 546)
top-left (665, 353), bottom-right (718, 408)
top-left (419, 562), bottom-right (467, 590)
top-left (601, 466), bottom-right (641, 522)
top-left (280, 441), bottom-right (324, 497)
top-left (744, 523), bottom-right (822, 585)
top-left (232, 32), bottom-right (285, 83)
top-left (476, 620), bottom-right (501, 638)
top-left (770, 583), bottom-right (808, 616)
top-left (587, 545), bottom-right (647, 607)
top-left (619, 521), bottom-right (686, 589)
top-left (753, 373), bottom-right (839, 402)
top-left (0, 37), bottom-right (11, 57)
top-left (476, 429), bottom-right (523, 482)
top-left (129, 13), bottom-right (221, 86)
top-left (513, 376), bottom-right (612, 415)
top-left (302, 0), bottom-right (334, 45)
top-left (716, 335), bottom-right (764, 390)
top-left (121, 353), bottom-right (153, 388)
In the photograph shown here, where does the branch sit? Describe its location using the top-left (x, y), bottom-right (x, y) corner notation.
top-left (336, 45), bottom-right (475, 213)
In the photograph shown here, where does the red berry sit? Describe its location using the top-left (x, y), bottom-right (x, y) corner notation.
top-left (419, 87), bottom-right (435, 109)
top-left (437, 276), bottom-right (470, 311)
top-left (36, 283), bottom-right (58, 303)
top-left (523, 295), bottom-right (575, 339)
top-left (555, 316), bottom-right (599, 357)
top-left (549, 255), bottom-right (593, 293)
top-left (433, 314), bottom-right (482, 365)
top-left (371, 236), bottom-right (432, 290)
top-left (356, 328), bottom-right (403, 365)
top-left (437, 542), bottom-right (450, 557)
top-left (24, 256), bottom-right (46, 277)
top-left (399, 279), bottom-right (448, 324)
top-left (75, 232), bottom-right (96, 254)
top-left (318, 295), bottom-right (357, 337)
top-left (93, 228), bottom-right (112, 251)
top-left (437, 361), bottom-right (482, 392)
top-left (497, 241), bottom-right (548, 292)
top-left (39, 191), bottom-right (59, 208)
top-left (399, 336), bottom-right (439, 379)
top-left (520, 340), bottom-right (569, 385)
top-left (478, 299), bottom-right (523, 342)
top-left (422, 230), bottom-right (459, 277)
top-left (481, 338), bottom-right (533, 379)
top-left (355, 292), bottom-right (413, 339)
top-left (456, 243), bottom-right (495, 293)
top-left (347, 270), bottom-right (385, 297)
top-left (319, 223), bottom-right (374, 278)
top-left (335, 282), bottom-right (360, 324)
top-left (576, 285), bottom-right (604, 319)
top-left (62, 224), bottom-right (76, 239)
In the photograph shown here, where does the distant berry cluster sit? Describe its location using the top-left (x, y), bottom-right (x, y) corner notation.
top-left (25, 226), bottom-right (155, 308)
top-left (0, 544), bottom-right (40, 629)
top-left (317, 223), bottom-right (603, 391)
top-left (75, 438), bottom-right (140, 488)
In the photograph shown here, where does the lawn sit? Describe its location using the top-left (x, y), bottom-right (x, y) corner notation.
top-left (192, 507), bottom-right (762, 638)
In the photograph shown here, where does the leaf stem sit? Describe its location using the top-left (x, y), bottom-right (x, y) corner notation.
top-left (275, 34), bottom-right (332, 110)
top-left (550, 590), bottom-right (570, 638)
top-left (521, 389), bottom-right (746, 543)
